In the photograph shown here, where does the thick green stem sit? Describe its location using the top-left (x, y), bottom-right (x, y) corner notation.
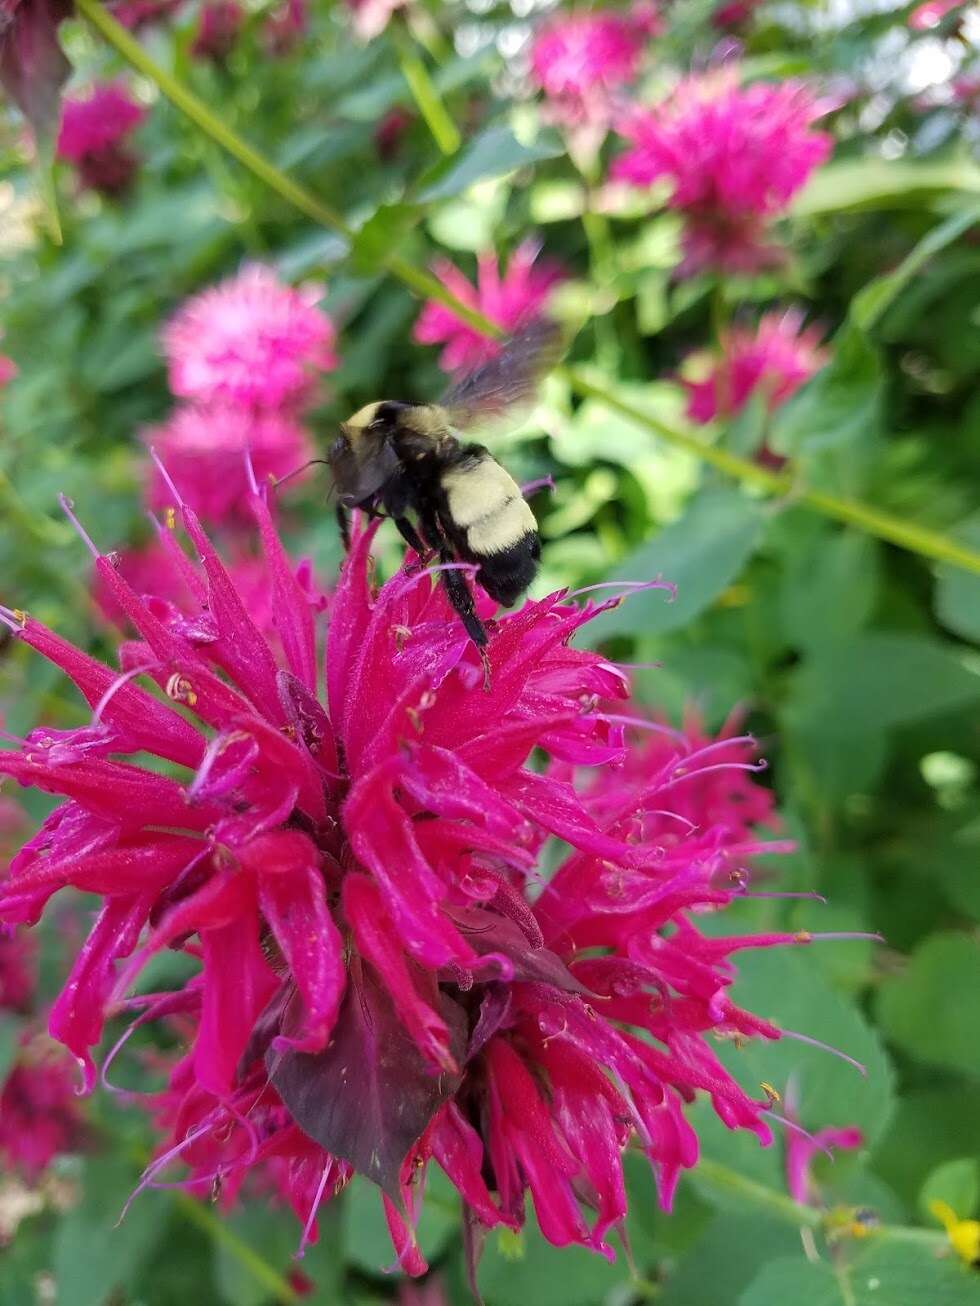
top-left (72, 0), bottom-right (980, 579)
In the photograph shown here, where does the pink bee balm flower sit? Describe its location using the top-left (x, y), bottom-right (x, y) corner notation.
top-left (413, 241), bottom-right (563, 373)
top-left (682, 309), bottom-right (826, 424)
top-left (0, 931), bottom-right (36, 1016)
top-left (143, 405), bottom-right (315, 526)
top-left (0, 484), bottom-right (874, 1276)
top-left (612, 70), bottom-right (833, 272)
top-left (191, 0), bottom-right (245, 62)
top-left (908, 0), bottom-right (965, 29)
top-left (0, 354), bottom-right (16, 387)
top-left (0, 1044), bottom-right (85, 1179)
top-left (56, 81), bottom-right (145, 197)
top-left (162, 265), bottom-right (338, 411)
top-left (345, 0), bottom-right (406, 40)
top-left (263, 0), bottom-right (308, 53)
top-left (529, 7), bottom-right (658, 123)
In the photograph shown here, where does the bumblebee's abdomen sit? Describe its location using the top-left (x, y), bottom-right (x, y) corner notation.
top-left (440, 452), bottom-right (539, 606)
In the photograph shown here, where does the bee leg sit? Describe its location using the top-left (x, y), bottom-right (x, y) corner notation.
top-left (393, 516), bottom-right (431, 569)
top-left (335, 502), bottom-right (351, 552)
top-left (438, 549), bottom-right (491, 681)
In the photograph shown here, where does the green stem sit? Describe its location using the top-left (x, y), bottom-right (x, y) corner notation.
top-left (173, 1194), bottom-right (300, 1304)
top-left (391, 21), bottom-right (461, 156)
top-left (71, 0), bottom-right (980, 579)
top-left (74, 0), bottom-right (352, 237)
top-left (694, 1157), bottom-right (949, 1253)
top-left (562, 369), bottom-right (980, 576)
top-left (695, 1158), bottom-right (822, 1229)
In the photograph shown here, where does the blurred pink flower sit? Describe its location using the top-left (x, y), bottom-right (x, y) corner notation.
top-left (0, 1047), bottom-right (84, 1179)
top-left (529, 7), bottom-right (659, 123)
top-left (0, 485), bottom-right (879, 1275)
top-left (345, 0), bottom-right (405, 40)
top-left (263, 0), bottom-right (308, 52)
top-left (0, 931), bottom-right (36, 1016)
top-left (682, 309), bottom-right (826, 424)
top-left (110, 0), bottom-right (184, 29)
top-left (162, 265), bottom-right (338, 411)
top-left (143, 405), bottom-right (314, 526)
top-left (712, 0), bottom-right (762, 26)
top-left (375, 107), bottom-right (414, 160)
top-left (0, 355), bottom-right (17, 388)
top-left (908, 0), bottom-right (965, 29)
top-left (191, 0), bottom-right (245, 62)
top-left (783, 1081), bottom-right (862, 1205)
top-left (612, 70), bottom-right (833, 272)
top-left (413, 241), bottom-right (563, 373)
top-left (56, 81), bottom-right (145, 197)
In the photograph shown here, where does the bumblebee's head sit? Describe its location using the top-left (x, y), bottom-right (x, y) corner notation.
top-left (330, 401), bottom-right (410, 506)
top-left (339, 400), bottom-right (409, 445)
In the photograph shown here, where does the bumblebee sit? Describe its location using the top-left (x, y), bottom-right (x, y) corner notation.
top-left (329, 319), bottom-right (560, 648)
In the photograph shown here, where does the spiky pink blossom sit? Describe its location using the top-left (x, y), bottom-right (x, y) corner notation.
top-left (612, 70), bottom-right (833, 272)
top-left (413, 242), bottom-right (563, 373)
top-left (56, 81), bottom-right (145, 197)
top-left (0, 485), bottom-right (871, 1276)
top-left (529, 7), bottom-right (659, 123)
top-left (162, 265), bottom-right (338, 411)
top-left (0, 931), bottom-right (35, 1016)
top-left (682, 309), bottom-right (826, 424)
top-left (143, 405), bottom-right (315, 526)
top-left (192, 0), bottom-right (245, 62)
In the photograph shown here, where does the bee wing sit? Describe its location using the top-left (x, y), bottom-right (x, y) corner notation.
top-left (440, 317), bottom-right (563, 432)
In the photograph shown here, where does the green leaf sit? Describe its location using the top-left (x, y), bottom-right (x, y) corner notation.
top-left (342, 1170), bottom-right (457, 1276)
top-left (770, 320), bottom-right (883, 460)
top-left (740, 1243), bottom-right (980, 1306)
top-left (792, 158), bottom-right (980, 218)
top-left (476, 1208), bottom-right (628, 1306)
top-left (778, 530), bottom-right (880, 651)
top-left (661, 1214), bottom-right (801, 1306)
top-left (350, 203), bottom-right (420, 275)
top-left (920, 1160), bottom-right (980, 1222)
top-left (851, 205), bottom-right (980, 332)
top-left (53, 1157), bottom-right (167, 1306)
top-left (213, 1203), bottom-right (300, 1306)
top-left (876, 933), bottom-right (980, 1079)
top-left (786, 634), bottom-right (980, 734)
top-left (417, 125), bottom-right (563, 202)
top-left (711, 945), bottom-right (895, 1152)
top-left (935, 514), bottom-right (980, 645)
top-left (873, 1087), bottom-right (980, 1207)
top-left (583, 487), bottom-right (766, 644)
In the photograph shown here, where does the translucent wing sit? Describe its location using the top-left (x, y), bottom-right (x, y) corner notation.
top-left (440, 318), bottom-right (563, 432)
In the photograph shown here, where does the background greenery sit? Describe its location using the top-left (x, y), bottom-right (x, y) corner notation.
top-left (1, 0), bottom-right (979, 1302)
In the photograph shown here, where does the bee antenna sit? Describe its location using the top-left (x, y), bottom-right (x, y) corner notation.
top-left (271, 458), bottom-right (333, 493)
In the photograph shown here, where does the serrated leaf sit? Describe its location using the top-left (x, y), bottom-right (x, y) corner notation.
top-left (875, 933), bottom-right (980, 1080)
top-left (417, 125), bottom-right (563, 202)
top-left (270, 960), bottom-right (466, 1200)
top-left (583, 487), bottom-right (766, 645)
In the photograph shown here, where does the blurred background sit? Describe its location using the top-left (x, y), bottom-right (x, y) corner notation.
top-left (1, 0), bottom-right (979, 1302)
